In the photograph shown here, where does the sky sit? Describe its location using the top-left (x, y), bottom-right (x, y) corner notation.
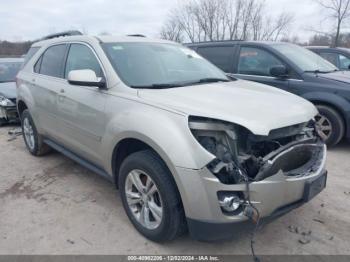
top-left (0, 0), bottom-right (335, 42)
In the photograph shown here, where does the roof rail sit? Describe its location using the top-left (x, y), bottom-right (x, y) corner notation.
top-left (40, 30), bottom-right (83, 41)
top-left (127, 34), bottom-right (146, 37)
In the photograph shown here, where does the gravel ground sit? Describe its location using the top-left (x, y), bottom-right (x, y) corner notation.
top-left (0, 125), bottom-right (350, 255)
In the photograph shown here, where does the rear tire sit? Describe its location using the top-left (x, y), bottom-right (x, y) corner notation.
top-left (21, 109), bottom-right (51, 156)
top-left (119, 150), bottom-right (186, 242)
top-left (316, 105), bottom-right (345, 147)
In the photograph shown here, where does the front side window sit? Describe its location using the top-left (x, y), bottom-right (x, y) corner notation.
top-left (271, 43), bottom-right (337, 73)
top-left (238, 47), bottom-right (284, 76)
top-left (39, 44), bottom-right (67, 78)
top-left (102, 43), bottom-right (228, 88)
top-left (0, 61), bottom-right (22, 82)
top-left (197, 46), bottom-right (234, 72)
top-left (65, 44), bottom-right (103, 78)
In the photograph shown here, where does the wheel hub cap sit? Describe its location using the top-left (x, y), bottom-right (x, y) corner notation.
top-left (125, 169), bottom-right (163, 230)
top-left (23, 118), bottom-right (35, 150)
top-left (315, 114), bottom-right (332, 141)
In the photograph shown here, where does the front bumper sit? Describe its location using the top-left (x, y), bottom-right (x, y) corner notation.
top-left (175, 144), bottom-right (327, 240)
top-left (0, 105), bottom-right (19, 123)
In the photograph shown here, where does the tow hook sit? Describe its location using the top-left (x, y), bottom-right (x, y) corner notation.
top-left (244, 205), bottom-right (259, 224)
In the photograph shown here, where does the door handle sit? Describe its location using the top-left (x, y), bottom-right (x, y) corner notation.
top-left (58, 95), bottom-right (64, 102)
top-left (60, 89), bottom-right (65, 93)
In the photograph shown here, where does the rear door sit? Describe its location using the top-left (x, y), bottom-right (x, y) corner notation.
top-left (55, 43), bottom-right (107, 165)
top-left (195, 45), bottom-right (237, 73)
top-left (233, 45), bottom-right (290, 91)
top-left (31, 44), bottom-right (68, 139)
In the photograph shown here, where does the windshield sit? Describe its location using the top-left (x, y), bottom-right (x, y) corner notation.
top-left (102, 43), bottom-right (229, 88)
top-left (0, 62), bottom-right (22, 82)
top-left (271, 43), bottom-right (338, 73)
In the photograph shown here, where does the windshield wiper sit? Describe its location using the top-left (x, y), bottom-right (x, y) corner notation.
top-left (197, 78), bottom-right (230, 83)
top-left (304, 69), bottom-right (336, 74)
top-left (130, 83), bottom-right (184, 89)
top-left (130, 78), bottom-right (230, 89)
top-left (181, 77), bottom-right (230, 86)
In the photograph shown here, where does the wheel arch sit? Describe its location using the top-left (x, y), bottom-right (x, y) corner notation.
top-left (302, 91), bottom-right (349, 135)
top-left (17, 100), bottom-right (28, 119)
top-left (111, 136), bottom-right (181, 191)
top-left (110, 136), bottom-right (189, 217)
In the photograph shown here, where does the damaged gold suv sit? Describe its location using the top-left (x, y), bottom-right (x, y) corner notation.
top-left (16, 31), bottom-right (327, 241)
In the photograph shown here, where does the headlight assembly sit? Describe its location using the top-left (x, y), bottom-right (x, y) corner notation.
top-left (0, 96), bottom-right (15, 107)
top-left (188, 116), bottom-right (243, 184)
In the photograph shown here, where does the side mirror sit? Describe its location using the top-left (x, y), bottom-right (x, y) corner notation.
top-left (225, 73), bottom-right (236, 81)
top-left (270, 65), bottom-right (288, 78)
top-left (68, 69), bottom-right (106, 88)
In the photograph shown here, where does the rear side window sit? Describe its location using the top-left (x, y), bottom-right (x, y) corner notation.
top-left (39, 44), bottom-right (67, 78)
top-left (64, 44), bottom-right (103, 78)
top-left (238, 47), bottom-right (284, 76)
top-left (196, 46), bottom-right (234, 72)
top-left (23, 47), bottom-right (40, 66)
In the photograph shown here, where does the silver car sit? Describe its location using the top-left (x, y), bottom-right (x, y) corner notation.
top-left (16, 33), bottom-right (327, 241)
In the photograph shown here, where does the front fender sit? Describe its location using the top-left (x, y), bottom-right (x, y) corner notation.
top-left (101, 101), bottom-right (214, 175)
top-left (301, 91), bottom-right (350, 113)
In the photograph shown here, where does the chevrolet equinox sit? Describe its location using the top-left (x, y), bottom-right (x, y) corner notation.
top-left (16, 32), bottom-right (327, 241)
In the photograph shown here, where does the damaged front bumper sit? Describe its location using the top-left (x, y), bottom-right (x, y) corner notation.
top-left (0, 105), bottom-right (19, 124)
top-left (176, 142), bottom-right (327, 241)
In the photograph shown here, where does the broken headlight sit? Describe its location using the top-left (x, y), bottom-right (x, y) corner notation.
top-left (0, 96), bottom-right (15, 107)
top-left (189, 116), bottom-right (245, 184)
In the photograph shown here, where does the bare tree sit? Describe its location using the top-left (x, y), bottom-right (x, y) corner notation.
top-left (160, 16), bottom-right (184, 43)
top-left (160, 0), bottom-right (294, 43)
top-left (314, 0), bottom-right (350, 46)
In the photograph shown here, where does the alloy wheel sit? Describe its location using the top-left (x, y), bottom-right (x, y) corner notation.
top-left (23, 118), bottom-right (35, 150)
top-left (125, 169), bottom-right (163, 230)
top-left (315, 114), bottom-right (333, 141)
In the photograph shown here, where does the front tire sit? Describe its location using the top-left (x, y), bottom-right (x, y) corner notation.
top-left (119, 150), bottom-right (186, 242)
top-left (21, 109), bottom-right (51, 156)
top-left (315, 105), bottom-right (345, 147)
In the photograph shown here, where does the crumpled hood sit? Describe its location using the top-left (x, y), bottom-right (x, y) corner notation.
top-left (0, 82), bottom-right (17, 99)
top-left (138, 80), bottom-right (317, 136)
top-left (316, 70), bottom-right (350, 84)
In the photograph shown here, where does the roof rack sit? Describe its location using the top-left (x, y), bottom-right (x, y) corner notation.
top-left (40, 30), bottom-right (83, 41)
top-left (127, 34), bottom-right (146, 37)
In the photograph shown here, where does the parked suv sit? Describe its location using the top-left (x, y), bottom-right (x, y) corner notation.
top-left (17, 33), bottom-right (327, 241)
top-left (187, 41), bottom-right (350, 146)
top-left (307, 46), bottom-right (350, 70)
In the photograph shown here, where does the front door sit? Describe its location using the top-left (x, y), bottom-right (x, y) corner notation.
top-left (233, 46), bottom-right (290, 91)
top-left (56, 43), bottom-right (107, 166)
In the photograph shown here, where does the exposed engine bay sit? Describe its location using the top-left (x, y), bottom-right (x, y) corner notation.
top-left (189, 116), bottom-right (325, 184)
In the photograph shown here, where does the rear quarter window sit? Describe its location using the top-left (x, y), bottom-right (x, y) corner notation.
top-left (22, 47), bottom-right (40, 66)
